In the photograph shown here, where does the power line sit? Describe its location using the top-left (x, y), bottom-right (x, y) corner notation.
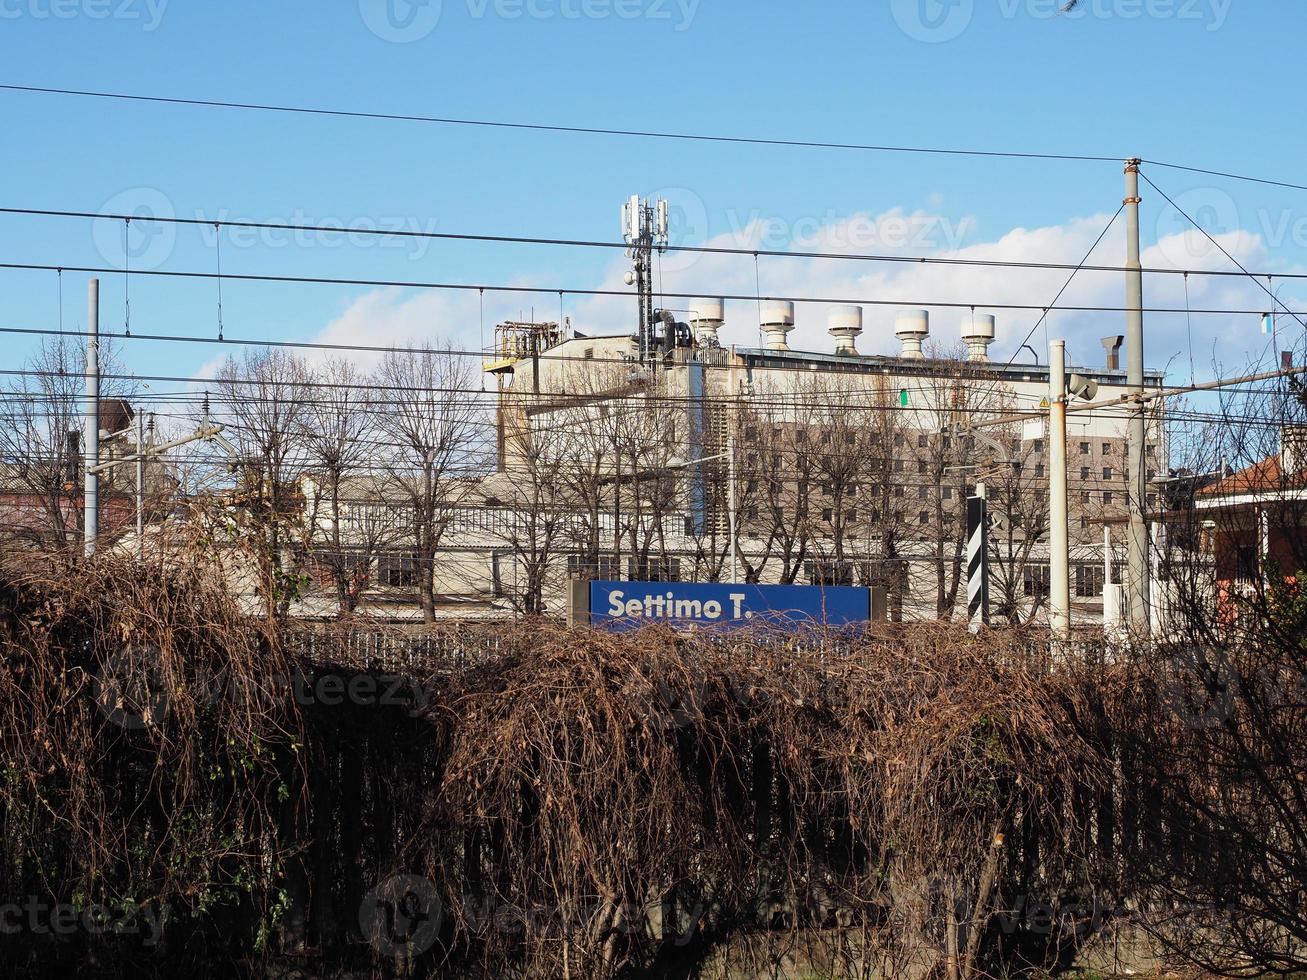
top-left (1142, 158), bottom-right (1307, 194)
top-left (10, 85), bottom-right (1307, 193)
top-left (1140, 169), bottom-right (1307, 330)
top-left (1, 264), bottom-right (1300, 319)
top-left (0, 364), bottom-right (1142, 416)
top-left (9, 204), bottom-right (1307, 282)
top-left (1005, 205), bottom-right (1125, 371)
top-left (0, 83), bottom-right (1123, 163)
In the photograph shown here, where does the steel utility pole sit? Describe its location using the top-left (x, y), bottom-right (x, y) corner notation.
top-left (1048, 339), bottom-right (1071, 641)
top-left (135, 410), bottom-right (145, 559)
top-left (83, 278), bottom-right (100, 557)
top-left (1124, 158), bottom-right (1150, 629)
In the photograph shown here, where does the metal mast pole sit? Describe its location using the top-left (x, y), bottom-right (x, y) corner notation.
top-left (1124, 158), bottom-right (1151, 629)
top-left (83, 278), bottom-right (100, 557)
top-left (1048, 340), bottom-right (1071, 641)
top-left (136, 409), bottom-right (145, 559)
top-left (727, 430), bottom-right (738, 583)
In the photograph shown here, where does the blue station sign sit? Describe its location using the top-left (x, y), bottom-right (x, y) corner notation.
top-left (587, 581), bottom-right (873, 633)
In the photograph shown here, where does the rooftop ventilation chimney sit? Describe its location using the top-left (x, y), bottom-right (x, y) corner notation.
top-left (828, 305), bottom-right (863, 356)
top-left (690, 297), bottom-right (725, 348)
top-left (895, 309), bottom-right (929, 359)
top-left (1101, 335), bottom-right (1124, 371)
top-left (760, 300), bottom-right (795, 351)
top-left (961, 312), bottom-right (996, 362)
top-left (1284, 425), bottom-right (1307, 475)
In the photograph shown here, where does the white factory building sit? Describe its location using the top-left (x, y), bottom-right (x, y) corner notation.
top-left (448, 298), bottom-right (1169, 623)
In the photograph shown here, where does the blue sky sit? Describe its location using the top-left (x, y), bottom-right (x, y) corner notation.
top-left (1, 0), bottom-right (1304, 386)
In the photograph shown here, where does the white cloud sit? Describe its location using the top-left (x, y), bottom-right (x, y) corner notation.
top-left (274, 204), bottom-right (1305, 385)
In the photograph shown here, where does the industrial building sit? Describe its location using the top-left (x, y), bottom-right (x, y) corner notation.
top-left (461, 297), bottom-right (1168, 623)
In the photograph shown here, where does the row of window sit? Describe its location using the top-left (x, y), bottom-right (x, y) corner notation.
top-left (742, 428), bottom-right (973, 451)
top-left (1076, 441), bottom-right (1158, 456)
top-left (321, 550), bottom-right (1131, 601)
top-left (1022, 562), bottom-right (1127, 599)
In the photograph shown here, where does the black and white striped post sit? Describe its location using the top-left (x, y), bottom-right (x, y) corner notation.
top-left (966, 483), bottom-right (989, 634)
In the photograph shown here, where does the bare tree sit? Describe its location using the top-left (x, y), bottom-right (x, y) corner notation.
top-left (299, 358), bottom-right (398, 617)
top-left (211, 348), bottom-right (313, 623)
top-left (488, 400), bottom-right (572, 614)
top-left (909, 348), bottom-right (1013, 618)
top-left (374, 345), bottom-right (483, 622)
top-left (0, 336), bottom-right (132, 557)
top-left (984, 434), bottom-right (1051, 626)
top-left (1123, 365), bottom-right (1307, 975)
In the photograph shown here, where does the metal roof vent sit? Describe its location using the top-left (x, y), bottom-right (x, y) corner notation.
top-left (690, 297), bottom-right (725, 347)
top-left (760, 300), bottom-right (795, 351)
top-left (828, 305), bottom-right (863, 356)
top-left (895, 309), bottom-right (930, 359)
top-left (961, 312), bottom-right (996, 362)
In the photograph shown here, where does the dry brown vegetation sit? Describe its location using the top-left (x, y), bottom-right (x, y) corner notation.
top-left (1, 550), bottom-right (1305, 979)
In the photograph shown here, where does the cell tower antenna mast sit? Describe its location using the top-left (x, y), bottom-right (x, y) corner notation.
top-left (622, 195), bottom-right (669, 369)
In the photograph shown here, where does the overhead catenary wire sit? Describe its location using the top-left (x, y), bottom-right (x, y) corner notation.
top-left (0, 83), bottom-right (1126, 162)
top-left (11, 82), bottom-right (1307, 194)
top-left (7, 204), bottom-right (1307, 282)
top-left (0, 263), bottom-right (1300, 320)
top-left (1139, 169), bottom-right (1307, 330)
top-left (10, 83), bottom-right (1307, 193)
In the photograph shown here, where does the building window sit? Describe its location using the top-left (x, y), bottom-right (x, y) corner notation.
top-left (806, 559), bottom-right (865, 587)
top-left (918, 434), bottom-right (929, 448)
top-left (894, 433), bottom-right (905, 448)
top-left (942, 487), bottom-right (952, 500)
top-left (1033, 439), bottom-right (1044, 452)
top-left (894, 487), bottom-right (905, 498)
top-left (846, 510), bottom-right (857, 524)
top-left (1035, 464), bottom-right (1046, 478)
top-left (745, 425), bottom-right (758, 441)
top-left (1146, 468), bottom-right (1156, 480)
top-left (628, 556), bottom-right (681, 582)
top-left (918, 486), bottom-right (929, 499)
top-left (1023, 564), bottom-right (1050, 597)
top-left (1080, 466), bottom-right (1091, 480)
top-left (822, 508), bottom-right (833, 522)
top-left (918, 460), bottom-right (928, 474)
top-left (1103, 492), bottom-right (1114, 505)
top-left (1076, 564), bottom-right (1106, 598)
top-left (1081, 492), bottom-right (1090, 504)
top-left (1080, 442), bottom-right (1090, 455)
top-left (1102, 442), bottom-right (1112, 454)
top-left (918, 510), bottom-right (929, 525)
top-left (568, 554), bottom-right (621, 580)
top-left (1147, 493), bottom-right (1157, 508)
top-left (1147, 443), bottom-right (1156, 457)
top-left (377, 553), bottom-right (419, 588)
top-left (822, 430), bottom-right (833, 445)
top-left (490, 550), bottom-right (508, 597)
top-left (1234, 544), bottom-right (1258, 583)
top-left (1103, 467), bottom-right (1113, 480)
top-left (894, 459), bottom-right (904, 473)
